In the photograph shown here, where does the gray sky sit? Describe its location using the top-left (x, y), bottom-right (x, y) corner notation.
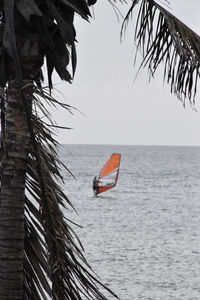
top-left (51, 0), bottom-right (200, 146)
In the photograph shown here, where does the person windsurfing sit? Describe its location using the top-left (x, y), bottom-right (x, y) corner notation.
top-left (92, 153), bottom-right (121, 195)
top-left (93, 176), bottom-right (98, 195)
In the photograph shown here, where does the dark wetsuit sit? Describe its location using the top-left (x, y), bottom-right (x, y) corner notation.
top-left (93, 177), bottom-right (98, 195)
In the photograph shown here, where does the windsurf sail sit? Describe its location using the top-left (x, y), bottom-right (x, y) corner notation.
top-left (93, 153), bottom-right (121, 195)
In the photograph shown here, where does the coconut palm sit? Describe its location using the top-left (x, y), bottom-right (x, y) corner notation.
top-left (0, 1), bottom-right (118, 299)
top-left (1, 0), bottom-right (200, 299)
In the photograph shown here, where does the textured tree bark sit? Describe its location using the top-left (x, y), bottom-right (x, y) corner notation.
top-left (0, 80), bottom-right (32, 299)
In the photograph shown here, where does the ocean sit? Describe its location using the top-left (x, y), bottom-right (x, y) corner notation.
top-left (60, 144), bottom-right (200, 300)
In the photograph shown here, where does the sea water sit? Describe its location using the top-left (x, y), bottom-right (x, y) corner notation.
top-left (60, 144), bottom-right (200, 300)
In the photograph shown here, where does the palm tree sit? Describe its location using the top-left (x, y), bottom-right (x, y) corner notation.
top-left (1, 0), bottom-right (200, 299)
top-left (0, 1), bottom-right (118, 299)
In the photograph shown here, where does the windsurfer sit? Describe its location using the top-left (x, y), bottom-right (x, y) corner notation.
top-left (93, 176), bottom-right (98, 195)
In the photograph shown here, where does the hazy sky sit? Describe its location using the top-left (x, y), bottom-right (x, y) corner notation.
top-left (51, 1), bottom-right (200, 146)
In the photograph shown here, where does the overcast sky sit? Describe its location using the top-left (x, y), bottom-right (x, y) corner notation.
top-left (51, 1), bottom-right (200, 146)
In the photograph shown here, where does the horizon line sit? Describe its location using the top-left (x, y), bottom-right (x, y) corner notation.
top-left (60, 143), bottom-right (200, 147)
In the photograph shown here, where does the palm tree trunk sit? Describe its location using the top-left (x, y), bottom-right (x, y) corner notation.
top-left (0, 80), bottom-right (32, 299)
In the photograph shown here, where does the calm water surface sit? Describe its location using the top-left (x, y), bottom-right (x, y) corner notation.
top-left (60, 145), bottom-right (200, 300)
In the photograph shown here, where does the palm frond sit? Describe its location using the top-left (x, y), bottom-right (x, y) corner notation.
top-left (24, 198), bottom-right (51, 300)
top-left (0, 0), bottom-right (91, 88)
top-left (0, 88), bottom-right (5, 161)
top-left (22, 85), bottom-right (119, 300)
top-left (122, 0), bottom-right (200, 104)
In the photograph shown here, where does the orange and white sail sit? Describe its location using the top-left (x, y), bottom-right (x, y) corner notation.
top-left (94, 153), bottom-right (121, 195)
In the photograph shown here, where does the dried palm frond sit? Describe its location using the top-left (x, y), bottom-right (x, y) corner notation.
top-left (22, 86), bottom-right (119, 299)
top-left (24, 196), bottom-right (51, 300)
top-left (121, 0), bottom-right (200, 104)
top-left (0, 88), bottom-right (5, 160)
